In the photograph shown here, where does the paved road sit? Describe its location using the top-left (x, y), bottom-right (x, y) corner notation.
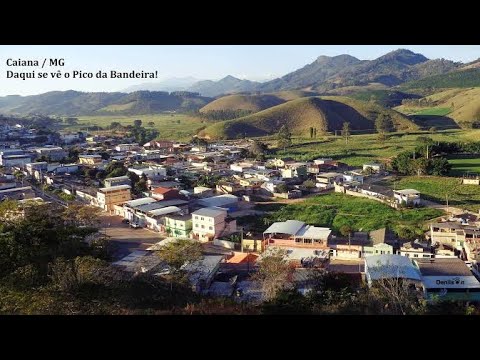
top-left (99, 215), bottom-right (163, 260)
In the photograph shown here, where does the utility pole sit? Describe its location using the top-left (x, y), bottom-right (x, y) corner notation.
top-left (446, 194), bottom-right (449, 216)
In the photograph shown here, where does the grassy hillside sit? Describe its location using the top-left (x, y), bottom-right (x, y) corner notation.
top-left (272, 90), bottom-right (320, 101)
top-left (395, 87), bottom-right (480, 127)
top-left (402, 68), bottom-right (480, 89)
top-left (199, 96), bottom-right (417, 139)
top-left (200, 94), bottom-right (286, 113)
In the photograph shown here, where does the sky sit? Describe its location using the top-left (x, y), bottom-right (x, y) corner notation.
top-left (1, 45), bottom-right (479, 96)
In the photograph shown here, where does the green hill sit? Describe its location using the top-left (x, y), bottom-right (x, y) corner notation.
top-left (402, 68), bottom-right (480, 90)
top-left (200, 94), bottom-right (286, 113)
top-left (395, 87), bottom-right (480, 128)
top-left (199, 96), bottom-right (417, 139)
top-left (0, 91), bottom-right (213, 116)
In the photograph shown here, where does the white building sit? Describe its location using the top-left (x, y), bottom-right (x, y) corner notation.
top-left (191, 207), bottom-right (237, 242)
top-left (115, 143), bottom-right (139, 152)
top-left (128, 166), bottom-right (167, 180)
top-left (394, 189), bottom-right (421, 206)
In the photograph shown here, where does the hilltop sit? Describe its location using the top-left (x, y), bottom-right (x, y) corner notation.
top-left (402, 68), bottom-right (480, 90)
top-left (189, 75), bottom-right (259, 97)
top-left (0, 90), bottom-right (213, 116)
top-left (199, 94), bottom-right (286, 113)
top-left (199, 96), bottom-right (417, 139)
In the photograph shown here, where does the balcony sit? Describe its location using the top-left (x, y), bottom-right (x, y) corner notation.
top-left (266, 237), bottom-right (328, 249)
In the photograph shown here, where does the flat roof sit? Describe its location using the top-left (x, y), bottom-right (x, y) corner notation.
top-left (99, 185), bottom-right (131, 192)
top-left (395, 189), bottom-right (420, 195)
top-left (148, 206), bottom-right (182, 217)
top-left (365, 255), bottom-right (422, 281)
top-left (295, 225), bottom-right (332, 240)
top-left (192, 207), bottom-right (227, 217)
top-left (105, 175), bottom-right (130, 181)
top-left (316, 172), bottom-right (342, 178)
top-left (264, 220), bottom-right (305, 236)
top-left (415, 258), bottom-right (472, 276)
top-left (0, 186), bottom-right (33, 194)
top-left (124, 197), bottom-right (157, 207)
top-left (79, 154), bottom-right (102, 158)
top-left (134, 199), bottom-right (188, 212)
top-left (198, 194), bottom-right (238, 207)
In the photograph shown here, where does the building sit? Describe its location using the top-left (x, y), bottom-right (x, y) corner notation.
top-left (0, 176), bottom-right (16, 190)
top-left (151, 187), bottom-right (183, 201)
top-left (127, 199), bottom-right (190, 225)
top-left (415, 258), bottom-right (480, 301)
top-left (164, 214), bottom-right (193, 238)
top-left (193, 186), bottom-right (214, 197)
top-left (115, 143), bottom-right (139, 152)
top-left (429, 222), bottom-right (480, 250)
top-left (25, 162), bottom-right (48, 176)
top-left (183, 255), bottom-right (224, 293)
top-left (263, 220), bottom-right (332, 260)
top-left (143, 140), bottom-right (174, 150)
top-left (0, 186), bottom-right (35, 201)
top-left (316, 172), bottom-right (343, 190)
top-left (216, 182), bottom-right (243, 194)
top-left (128, 166), bottom-right (166, 180)
top-left (197, 194), bottom-right (239, 211)
top-left (399, 242), bottom-right (433, 259)
top-left (363, 162), bottom-right (384, 173)
top-left (78, 154), bottom-right (103, 165)
top-left (33, 146), bottom-right (67, 161)
top-left (313, 158), bottom-right (334, 165)
top-left (97, 185), bottom-right (132, 214)
top-left (104, 175), bottom-right (131, 188)
top-left (191, 207), bottom-right (237, 242)
top-left (0, 154), bottom-right (32, 168)
top-left (281, 162), bottom-right (307, 179)
top-left (364, 254), bottom-right (423, 287)
top-left (363, 243), bottom-right (395, 257)
top-left (144, 206), bottom-right (183, 232)
top-left (393, 189), bottom-right (421, 206)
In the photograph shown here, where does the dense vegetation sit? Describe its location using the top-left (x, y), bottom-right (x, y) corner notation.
top-left (402, 68), bottom-right (480, 90)
top-left (257, 193), bottom-right (442, 239)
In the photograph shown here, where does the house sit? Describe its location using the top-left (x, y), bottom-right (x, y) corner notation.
top-left (191, 207), bottom-right (237, 242)
top-left (415, 258), bottom-right (480, 301)
top-left (313, 158), bottom-right (334, 165)
top-left (193, 186), bottom-right (214, 197)
top-left (363, 243), bottom-right (395, 257)
top-left (122, 197), bottom-right (157, 222)
top-left (164, 214), bottom-right (193, 238)
top-left (343, 171), bottom-right (364, 184)
top-left (104, 175), bottom-right (131, 188)
top-left (32, 146), bottom-right (67, 161)
top-left (263, 220), bottom-right (332, 255)
top-left (128, 166), bottom-right (166, 180)
top-left (230, 162), bottom-right (253, 173)
top-left (115, 143), bottom-right (139, 152)
top-left (216, 182), bottom-right (243, 194)
top-left (144, 206), bottom-right (183, 232)
top-left (281, 162), bottom-right (307, 179)
top-left (462, 174), bottom-right (480, 186)
top-left (363, 162), bottom-right (384, 173)
top-left (78, 154), bottom-right (103, 165)
top-left (364, 254), bottom-right (422, 288)
top-left (393, 189), bottom-right (421, 206)
top-left (399, 242), bottom-right (433, 259)
top-left (0, 186), bottom-right (35, 201)
top-left (26, 162), bottom-right (48, 176)
top-left (51, 164), bottom-right (79, 175)
top-left (126, 199), bottom-right (189, 225)
top-left (0, 176), bottom-right (16, 190)
top-left (143, 140), bottom-right (174, 150)
top-left (197, 194), bottom-right (239, 212)
top-left (429, 222), bottom-right (480, 250)
top-left (315, 172), bottom-right (343, 189)
top-left (267, 158), bottom-right (294, 168)
top-left (262, 179), bottom-right (286, 195)
top-left (151, 187), bottom-right (183, 201)
top-left (0, 149), bottom-right (28, 166)
top-left (183, 255), bottom-right (225, 293)
top-left (96, 185), bottom-right (132, 214)
top-left (239, 178), bottom-right (263, 188)
top-left (0, 154), bottom-right (32, 168)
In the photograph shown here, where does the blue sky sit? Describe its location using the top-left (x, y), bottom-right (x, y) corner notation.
top-left (1, 45), bottom-right (479, 96)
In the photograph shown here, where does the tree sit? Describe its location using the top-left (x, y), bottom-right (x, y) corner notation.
top-left (339, 225), bottom-right (353, 245)
top-left (313, 128), bottom-right (317, 138)
top-left (341, 122), bottom-right (351, 145)
top-left (64, 117), bottom-right (78, 125)
top-left (429, 157), bottom-right (451, 176)
top-left (309, 127), bottom-right (314, 139)
top-left (253, 248), bottom-right (293, 301)
top-left (14, 170), bottom-right (25, 185)
top-left (147, 121), bottom-right (155, 127)
top-left (302, 179), bottom-right (316, 190)
top-left (110, 122), bottom-right (122, 130)
top-left (133, 119), bottom-right (142, 128)
top-left (249, 140), bottom-right (268, 160)
top-left (276, 183), bottom-right (288, 194)
top-left (375, 113), bottom-right (393, 134)
top-left (277, 125), bottom-right (292, 150)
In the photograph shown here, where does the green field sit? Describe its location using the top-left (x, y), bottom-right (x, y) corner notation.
top-left (413, 107), bottom-right (451, 116)
top-left (448, 157), bottom-right (480, 177)
top-left (377, 176), bottom-right (480, 212)
top-left (258, 193), bottom-right (442, 237)
top-left (71, 114), bottom-right (207, 140)
top-left (262, 129), bottom-right (480, 166)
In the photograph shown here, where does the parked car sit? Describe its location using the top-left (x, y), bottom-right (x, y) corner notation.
top-left (130, 222), bottom-right (141, 229)
top-left (121, 219), bottom-right (130, 224)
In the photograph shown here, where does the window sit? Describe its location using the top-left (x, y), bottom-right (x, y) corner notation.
top-left (195, 224), bottom-right (199, 228)
top-left (195, 216), bottom-right (198, 220)
top-left (201, 217), bottom-right (204, 221)
top-left (201, 225), bottom-right (205, 229)
top-left (209, 226), bottom-right (213, 230)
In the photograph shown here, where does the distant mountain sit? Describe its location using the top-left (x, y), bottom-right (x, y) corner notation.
top-left (123, 77), bottom-right (200, 92)
top-left (199, 96), bottom-right (417, 139)
top-left (0, 90), bottom-right (213, 116)
top-left (188, 75), bottom-right (260, 97)
top-left (258, 54), bottom-right (363, 92)
top-left (258, 49), bottom-right (461, 93)
top-left (402, 68), bottom-right (480, 90)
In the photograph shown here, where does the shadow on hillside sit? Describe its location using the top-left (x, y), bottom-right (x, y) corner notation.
top-left (322, 100), bottom-right (375, 131)
top-left (410, 115), bottom-right (460, 130)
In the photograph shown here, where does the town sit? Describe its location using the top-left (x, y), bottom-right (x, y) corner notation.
top-left (1, 117), bottom-right (480, 315)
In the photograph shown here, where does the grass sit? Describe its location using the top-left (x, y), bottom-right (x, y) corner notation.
top-left (448, 157), bottom-right (480, 177)
top-left (258, 193), bottom-right (442, 235)
top-left (376, 176), bottom-right (480, 212)
top-left (65, 114), bottom-right (207, 141)
top-left (262, 129), bottom-right (480, 166)
top-left (413, 107), bottom-right (451, 116)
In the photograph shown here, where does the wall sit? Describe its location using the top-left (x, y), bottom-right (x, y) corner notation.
top-left (463, 179), bottom-right (480, 185)
top-left (213, 239), bottom-right (236, 249)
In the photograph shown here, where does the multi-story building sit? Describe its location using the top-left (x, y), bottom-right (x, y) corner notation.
top-left (393, 189), bottom-right (421, 206)
top-left (164, 214), bottom-right (193, 238)
top-left (104, 176), bottom-right (131, 188)
top-left (115, 143), bottom-right (139, 152)
top-left (191, 207), bottom-right (236, 242)
top-left (33, 146), bottom-right (67, 161)
top-left (97, 185), bottom-right (132, 214)
top-left (430, 222), bottom-right (480, 250)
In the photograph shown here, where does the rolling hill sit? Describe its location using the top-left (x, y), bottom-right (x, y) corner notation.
top-left (199, 96), bottom-right (418, 139)
top-left (188, 75), bottom-right (259, 97)
top-left (0, 90), bottom-right (213, 116)
top-left (394, 87), bottom-right (480, 128)
top-left (199, 94), bottom-right (286, 113)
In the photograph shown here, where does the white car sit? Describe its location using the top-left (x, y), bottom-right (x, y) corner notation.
top-left (130, 223), bottom-right (141, 229)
